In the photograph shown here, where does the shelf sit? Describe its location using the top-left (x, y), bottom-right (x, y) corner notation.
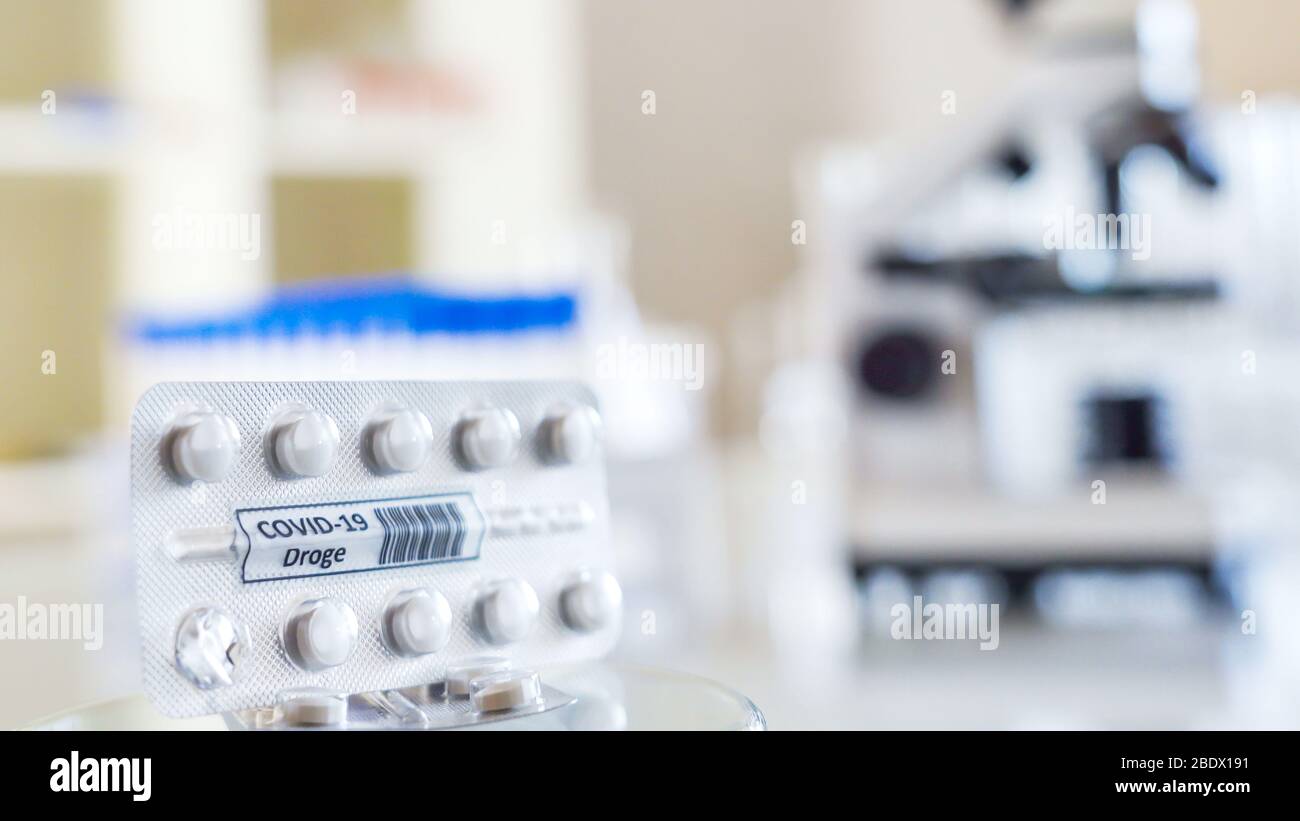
top-left (0, 106), bottom-right (122, 174)
top-left (0, 104), bottom-right (476, 178)
top-left (269, 108), bottom-right (472, 176)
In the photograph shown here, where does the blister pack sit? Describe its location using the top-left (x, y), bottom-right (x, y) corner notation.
top-left (131, 381), bottom-right (620, 718)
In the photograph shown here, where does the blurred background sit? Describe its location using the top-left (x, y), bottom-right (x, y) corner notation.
top-left (4, 0), bottom-right (1300, 729)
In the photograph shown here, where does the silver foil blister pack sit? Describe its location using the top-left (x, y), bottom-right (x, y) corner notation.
top-left (131, 381), bottom-right (619, 717)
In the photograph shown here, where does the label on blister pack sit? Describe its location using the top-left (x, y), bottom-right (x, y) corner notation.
top-left (235, 493), bottom-right (486, 583)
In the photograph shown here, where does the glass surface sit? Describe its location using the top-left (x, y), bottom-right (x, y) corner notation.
top-left (21, 662), bottom-right (765, 732)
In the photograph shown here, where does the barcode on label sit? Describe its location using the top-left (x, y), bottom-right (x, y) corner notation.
top-left (375, 500), bottom-right (469, 565)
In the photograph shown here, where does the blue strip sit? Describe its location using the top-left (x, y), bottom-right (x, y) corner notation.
top-left (127, 275), bottom-right (578, 341)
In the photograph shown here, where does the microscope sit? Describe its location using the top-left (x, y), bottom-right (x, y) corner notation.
top-left (806, 0), bottom-right (1300, 622)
